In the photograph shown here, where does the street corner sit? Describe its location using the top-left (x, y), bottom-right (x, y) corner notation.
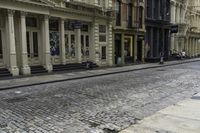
top-left (120, 95), bottom-right (200, 133)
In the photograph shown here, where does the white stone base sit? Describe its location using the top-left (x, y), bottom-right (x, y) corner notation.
top-left (21, 66), bottom-right (31, 75)
top-left (44, 64), bottom-right (52, 72)
top-left (10, 67), bottom-right (19, 76)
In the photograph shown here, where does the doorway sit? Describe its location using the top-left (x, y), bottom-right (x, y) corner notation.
top-left (81, 34), bottom-right (90, 62)
top-left (124, 36), bottom-right (133, 64)
top-left (115, 34), bottom-right (122, 64)
top-left (137, 39), bottom-right (142, 62)
top-left (26, 31), bottom-right (39, 66)
top-left (65, 33), bottom-right (76, 63)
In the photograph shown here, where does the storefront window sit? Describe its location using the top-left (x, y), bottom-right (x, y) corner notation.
top-left (70, 35), bottom-right (76, 57)
top-left (65, 34), bottom-right (69, 57)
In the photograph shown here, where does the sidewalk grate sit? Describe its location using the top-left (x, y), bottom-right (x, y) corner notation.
top-left (5, 97), bottom-right (28, 103)
top-left (156, 69), bottom-right (166, 71)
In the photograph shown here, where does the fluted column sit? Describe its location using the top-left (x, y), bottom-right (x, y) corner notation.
top-left (7, 10), bottom-right (19, 76)
top-left (171, 2), bottom-right (176, 23)
top-left (60, 19), bottom-right (66, 64)
top-left (19, 12), bottom-right (30, 75)
top-left (75, 28), bottom-right (81, 63)
top-left (43, 15), bottom-right (52, 72)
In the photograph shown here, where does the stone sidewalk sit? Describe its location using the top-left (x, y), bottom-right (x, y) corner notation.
top-left (120, 93), bottom-right (200, 133)
top-left (0, 58), bottom-right (200, 90)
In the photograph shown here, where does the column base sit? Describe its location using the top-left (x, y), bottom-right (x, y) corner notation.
top-left (10, 67), bottom-right (19, 76)
top-left (44, 64), bottom-right (53, 73)
top-left (21, 66), bottom-right (31, 75)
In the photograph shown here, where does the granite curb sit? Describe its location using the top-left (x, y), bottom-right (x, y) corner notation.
top-left (0, 59), bottom-right (200, 91)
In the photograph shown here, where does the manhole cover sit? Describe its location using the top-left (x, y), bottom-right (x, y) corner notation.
top-left (5, 97), bottom-right (28, 103)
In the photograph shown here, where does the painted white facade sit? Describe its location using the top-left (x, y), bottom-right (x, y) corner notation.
top-left (170, 0), bottom-right (200, 57)
top-left (0, 0), bottom-right (113, 76)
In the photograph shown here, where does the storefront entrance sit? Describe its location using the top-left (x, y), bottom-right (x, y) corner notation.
top-left (124, 36), bottom-right (134, 64)
top-left (26, 31), bottom-right (39, 66)
top-left (65, 33), bottom-right (76, 63)
top-left (81, 34), bottom-right (90, 62)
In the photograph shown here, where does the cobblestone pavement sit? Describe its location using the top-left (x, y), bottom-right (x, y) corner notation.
top-left (0, 62), bottom-right (200, 133)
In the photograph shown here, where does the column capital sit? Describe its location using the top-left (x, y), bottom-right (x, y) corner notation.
top-left (20, 11), bottom-right (27, 17)
top-left (44, 15), bottom-right (50, 20)
top-left (7, 9), bottom-right (15, 16)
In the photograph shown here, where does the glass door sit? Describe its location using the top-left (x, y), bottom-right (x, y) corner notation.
top-left (26, 31), bottom-right (39, 66)
top-left (124, 36), bottom-right (133, 64)
top-left (65, 33), bottom-right (76, 62)
top-left (81, 34), bottom-right (90, 62)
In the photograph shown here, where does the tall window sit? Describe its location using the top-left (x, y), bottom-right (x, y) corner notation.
top-left (116, 0), bottom-right (121, 26)
top-left (99, 25), bottom-right (107, 42)
top-left (139, 6), bottom-right (143, 28)
top-left (101, 46), bottom-right (106, 59)
top-left (127, 2), bottom-right (132, 28)
top-left (146, 0), bottom-right (152, 18)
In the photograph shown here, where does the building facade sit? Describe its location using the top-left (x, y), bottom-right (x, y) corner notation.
top-left (113, 0), bottom-right (145, 65)
top-left (145, 0), bottom-right (171, 61)
top-left (0, 0), bottom-right (113, 76)
top-left (170, 0), bottom-right (200, 57)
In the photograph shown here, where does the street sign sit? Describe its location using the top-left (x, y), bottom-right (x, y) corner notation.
top-left (171, 25), bottom-right (178, 33)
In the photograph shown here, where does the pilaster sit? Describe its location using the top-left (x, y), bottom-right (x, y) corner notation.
top-left (134, 35), bottom-right (138, 62)
top-left (107, 21), bottom-right (113, 66)
top-left (121, 34), bottom-right (125, 64)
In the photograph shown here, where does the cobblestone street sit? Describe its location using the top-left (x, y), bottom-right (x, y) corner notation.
top-left (0, 62), bottom-right (200, 133)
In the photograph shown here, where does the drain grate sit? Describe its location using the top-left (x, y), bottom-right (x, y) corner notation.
top-left (5, 97), bottom-right (28, 103)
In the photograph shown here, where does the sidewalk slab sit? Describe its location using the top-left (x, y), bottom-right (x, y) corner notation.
top-left (0, 58), bottom-right (200, 90)
top-left (120, 93), bottom-right (200, 133)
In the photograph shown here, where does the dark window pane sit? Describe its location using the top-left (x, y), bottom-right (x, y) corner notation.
top-left (81, 24), bottom-right (89, 32)
top-left (64, 21), bottom-right (74, 31)
top-left (26, 32), bottom-right (30, 57)
top-left (86, 35), bottom-right (89, 47)
top-left (26, 17), bottom-right (37, 27)
top-left (102, 46), bottom-right (106, 59)
top-left (99, 25), bottom-right (106, 33)
top-left (49, 20), bottom-right (59, 31)
top-left (99, 35), bottom-right (106, 42)
top-left (33, 32), bottom-right (38, 57)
